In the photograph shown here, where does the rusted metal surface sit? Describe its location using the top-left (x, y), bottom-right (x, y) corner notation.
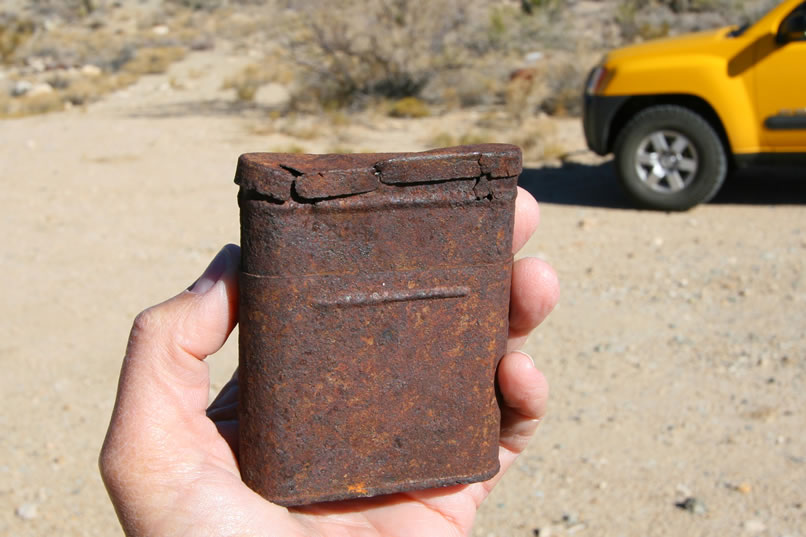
top-left (236, 144), bottom-right (521, 507)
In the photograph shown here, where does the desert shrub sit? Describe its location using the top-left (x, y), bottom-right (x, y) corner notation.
top-left (615, 0), bottom-right (770, 42)
top-left (163, 0), bottom-right (267, 10)
top-left (27, 0), bottom-right (96, 20)
top-left (0, 90), bottom-right (63, 117)
top-left (223, 64), bottom-right (269, 101)
top-left (12, 26), bottom-right (134, 71)
top-left (121, 46), bottom-right (186, 75)
top-left (271, 144), bottom-right (307, 154)
top-left (280, 0), bottom-right (484, 109)
top-left (325, 146), bottom-right (356, 154)
top-left (61, 73), bottom-right (134, 105)
top-left (164, 0), bottom-right (225, 10)
top-left (615, 0), bottom-right (646, 41)
top-left (0, 14), bottom-right (34, 63)
top-left (511, 116), bottom-right (559, 162)
top-left (478, 2), bottom-right (573, 54)
top-left (539, 63), bottom-right (585, 117)
top-left (424, 64), bottom-right (507, 109)
top-left (222, 62), bottom-right (292, 101)
top-left (505, 66), bottom-right (544, 121)
top-left (458, 131), bottom-right (495, 145)
top-left (519, 0), bottom-right (564, 16)
top-left (387, 97), bottom-right (430, 118)
top-left (428, 131), bottom-right (458, 148)
top-left (427, 130), bottom-right (498, 149)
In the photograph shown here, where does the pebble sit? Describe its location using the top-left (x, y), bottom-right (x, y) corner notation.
top-left (677, 496), bottom-right (707, 515)
top-left (577, 217), bottom-right (597, 230)
top-left (81, 64), bottom-right (102, 77)
top-left (15, 502), bottom-right (38, 520)
top-left (11, 80), bottom-right (32, 97)
top-left (742, 519), bottom-right (766, 533)
top-left (561, 512), bottom-right (580, 526)
top-left (27, 83), bottom-right (54, 97)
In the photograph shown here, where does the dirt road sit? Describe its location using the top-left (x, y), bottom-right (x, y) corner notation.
top-left (2, 49), bottom-right (804, 537)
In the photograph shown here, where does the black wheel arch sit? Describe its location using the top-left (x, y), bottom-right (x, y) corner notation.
top-left (607, 94), bottom-right (733, 167)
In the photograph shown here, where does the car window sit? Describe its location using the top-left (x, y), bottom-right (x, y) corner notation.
top-left (779, 1), bottom-right (806, 42)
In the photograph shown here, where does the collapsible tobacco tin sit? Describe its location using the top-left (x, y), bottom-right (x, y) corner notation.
top-left (236, 144), bottom-right (521, 506)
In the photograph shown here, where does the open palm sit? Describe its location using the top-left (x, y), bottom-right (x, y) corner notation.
top-left (100, 188), bottom-right (559, 537)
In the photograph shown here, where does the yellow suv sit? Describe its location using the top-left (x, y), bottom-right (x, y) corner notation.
top-left (583, 0), bottom-right (806, 210)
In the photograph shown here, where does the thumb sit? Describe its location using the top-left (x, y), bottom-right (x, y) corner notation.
top-left (111, 244), bottom-right (240, 429)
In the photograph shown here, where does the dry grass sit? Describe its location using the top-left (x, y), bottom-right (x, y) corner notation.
top-left (0, 70), bottom-right (142, 118)
top-left (277, 0), bottom-right (490, 110)
top-left (386, 97), bottom-right (430, 119)
top-left (121, 46), bottom-right (186, 76)
top-left (222, 62), bottom-right (286, 102)
top-left (325, 146), bottom-right (356, 154)
top-left (510, 116), bottom-right (565, 162)
top-left (0, 90), bottom-right (63, 117)
top-left (270, 144), bottom-right (307, 154)
top-left (426, 129), bottom-right (502, 149)
top-left (0, 15), bottom-right (34, 62)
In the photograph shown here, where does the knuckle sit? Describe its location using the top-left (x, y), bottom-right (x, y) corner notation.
top-left (98, 440), bottom-right (125, 487)
top-left (131, 307), bottom-right (159, 336)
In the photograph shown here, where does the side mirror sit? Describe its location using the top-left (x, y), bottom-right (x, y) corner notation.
top-left (776, 10), bottom-right (806, 44)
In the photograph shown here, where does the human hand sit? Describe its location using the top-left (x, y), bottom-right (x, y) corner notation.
top-left (100, 186), bottom-right (559, 537)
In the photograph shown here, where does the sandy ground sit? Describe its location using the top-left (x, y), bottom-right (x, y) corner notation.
top-left (2, 48), bottom-right (805, 537)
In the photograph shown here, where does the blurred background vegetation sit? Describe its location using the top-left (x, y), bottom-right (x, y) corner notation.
top-left (0, 0), bottom-right (778, 154)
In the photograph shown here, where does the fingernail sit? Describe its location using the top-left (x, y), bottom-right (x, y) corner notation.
top-left (513, 350), bottom-right (536, 368)
top-left (189, 245), bottom-right (236, 294)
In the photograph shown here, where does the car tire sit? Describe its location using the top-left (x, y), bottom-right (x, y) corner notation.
top-left (613, 105), bottom-right (728, 211)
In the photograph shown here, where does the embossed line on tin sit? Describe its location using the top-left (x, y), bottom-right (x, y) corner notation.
top-left (314, 285), bottom-right (470, 308)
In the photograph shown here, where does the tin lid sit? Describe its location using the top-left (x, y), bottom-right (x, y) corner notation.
top-left (235, 144), bottom-right (521, 202)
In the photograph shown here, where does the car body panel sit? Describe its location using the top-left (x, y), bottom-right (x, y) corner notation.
top-left (584, 0), bottom-right (806, 158)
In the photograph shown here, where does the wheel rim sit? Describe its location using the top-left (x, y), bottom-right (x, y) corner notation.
top-left (634, 130), bottom-right (699, 193)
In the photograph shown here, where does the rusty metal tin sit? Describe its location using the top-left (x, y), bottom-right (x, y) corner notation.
top-left (236, 144), bottom-right (521, 506)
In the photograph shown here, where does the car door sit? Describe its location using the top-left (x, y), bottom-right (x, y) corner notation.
top-left (755, 1), bottom-right (806, 151)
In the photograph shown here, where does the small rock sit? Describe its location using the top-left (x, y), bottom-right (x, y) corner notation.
top-left (577, 217), bottom-right (596, 230)
top-left (736, 482), bottom-right (752, 494)
top-left (15, 502), bottom-right (38, 520)
top-left (676, 496), bottom-right (707, 515)
top-left (561, 512), bottom-right (579, 526)
top-left (189, 35), bottom-right (215, 51)
top-left (27, 57), bottom-right (46, 72)
top-left (27, 83), bottom-right (54, 97)
top-left (742, 519), bottom-right (766, 533)
top-left (525, 51), bottom-right (544, 63)
top-left (81, 64), bottom-right (102, 77)
top-left (152, 24), bottom-right (170, 35)
top-left (11, 80), bottom-right (32, 97)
